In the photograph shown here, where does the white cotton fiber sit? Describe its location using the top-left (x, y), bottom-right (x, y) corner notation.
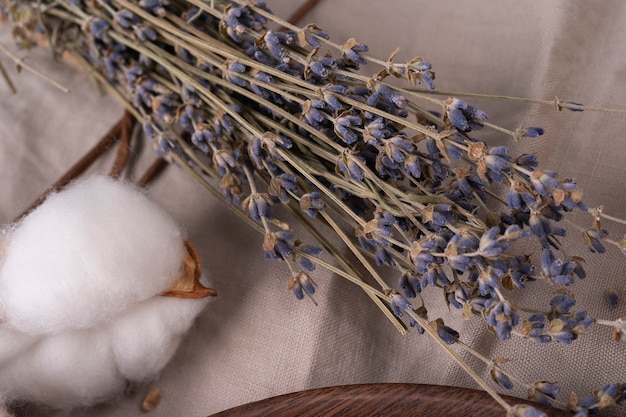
top-left (0, 328), bottom-right (125, 409)
top-left (109, 296), bottom-right (208, 381)
top-left (0, 328), bottom-right (37, 366)
top-left (0, 176), bottom-right (213, 410)
top-left (0, 175), bottom-right (184, 335)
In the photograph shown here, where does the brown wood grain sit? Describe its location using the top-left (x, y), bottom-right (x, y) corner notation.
top-left (208, 383), bottom-right (572, 417)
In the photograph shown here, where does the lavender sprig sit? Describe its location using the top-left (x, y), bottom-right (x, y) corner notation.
top-left (3, 0), bottom-right (626, 415)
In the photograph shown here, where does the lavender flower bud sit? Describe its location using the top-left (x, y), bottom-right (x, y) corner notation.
top-left (390, 293), bottom-right (412, 318)
top-left (508, 405), bottom-right (547, 417)
top-left (295, 192), bottom-right (323, 218)
top-left (489, 366), bottom-right (513, 389)
top-left (288, 272), bottom-right (315, 300)
top-left (263, 231), bottom-right (294, 259)
top-left (271, 173), bottom-right (299, 203)
top-left (243, 193), bottom-right (274, 222)
top-left (115, 9), bottom-right (139, 28)
top-left (341, 38), bottom-right (368, 67)
top-left (605, 288), bottom-right (619, 309)
top-left (88, 18), bottom-right (110, 41)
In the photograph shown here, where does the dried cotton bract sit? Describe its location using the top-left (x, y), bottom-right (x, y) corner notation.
top-left (0, 176), bottom-right (214, 410)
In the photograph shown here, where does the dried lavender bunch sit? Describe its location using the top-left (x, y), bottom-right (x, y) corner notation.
top-left (2, 0), bottom-right (626, 415)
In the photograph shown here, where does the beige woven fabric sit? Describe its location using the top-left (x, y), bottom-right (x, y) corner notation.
top-left (1, 1), bottom-right (625, 416)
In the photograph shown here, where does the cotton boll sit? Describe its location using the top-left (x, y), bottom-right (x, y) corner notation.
top-left (0, 175), bottom-right (214, 410)
top-left (0, 176), bottom-right (185, 335)
top-left (0, 295), bottom-right (210, 409)
top-left (0, 327), bottom-right (37, 366)
top-left (0, 328), bottom-right (125, 409)
top-left (109, 295), bottom-right (209, 381)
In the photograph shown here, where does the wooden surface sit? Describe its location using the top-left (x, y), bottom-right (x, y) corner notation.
top-left (208, 383), bottom-right (572, 417)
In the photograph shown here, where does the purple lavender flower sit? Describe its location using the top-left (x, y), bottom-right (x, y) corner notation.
top-left (564, 101), bottom-right (585, 112)
top-left (433, 318), bottom-right (459, 344)
top-left (263, 230), bottom-right (294, 259)
top-left (210, 149), bottom-right (236, 176)
top-left (320, 84), bottom-right (346, 112)
top-left (298, 23), bottom-right (330, 48)
top-left (547, 309), bottom-right (593, 345)
top-left (220, 6), bottom-right (246, 42)
top-left (515, 153), bottom-right (539, 169)
top-left (528, 381), bottom-right (560, 404)
top-left (525, 126), bottom-right (545, 138)
top-left (582, 227), bottom-right (608, 253)
top-left (219, 172), bottom-right (242, 205)
top-left (482, 146), bottom-right (512, 182)
top-left (191, 125), bottom-right (214, 153)
top-left (340, 38), bottom-right (368, 67)
top-left (375, 245), bottom-right (396, 267)
top-left (306, 56), bottom-right (336, 79)
top-left (301, 99), bottom-right (327, 127)
top-left (541, 249), bottom-right (584, 286)
top-left (445, 231), bottom-right (479, 271)
top-left (508, 405), bottom-right (547, 417)
top-left (267, 173), bottom-right (298, 203)
top-left (88, 18), bottom-right (110, 41)
top-left (399, 271), bottom-right (421, 298)
top-left (506, 255), bottom-right (534, 289)
top-left (289, 271), bottom-right (316, 300)
top-left (368, 210), bottom-right (397, 238)
top-left (336, 150), bottom-right (365, 182)
top-left (444, 98), bottom-right (488, 132)
top-left (334, 113), bottom-right (362, 144)
top-left (263, 30), bottom-right (289, 63)
top-left (550, 293), bottom-right (576, 316)
top-left (486, 300), bottom-right (519, 340)
top-left (489, 366), bottom-right (513, 389)
top-left (605, 288), bottom-right (619, 309)
top-left (420, 264), bottom-right (450, 288)
top-left (134, 24), bottom-right (157, 42)
top-left (243, 193), bottom-right (274, 222)
top-left (139, 0), bottom-right (168, 16)
top-left (250, 132), bottom-right (292, 167)
top-left (390, 292), bottom-right (412, 318)
top-left (115, 9), bottom-right (139, 28)
top-left (295, 244), bottom-right (322, 272)
top-left (410, 235), bottom-right (447, 273)
top-left (520, 315), bottom-right (551, 343)
top-left (364, 118), bottom-right (390, 142)
top-left (530, 169), bottom-right (560, 196)
top-left (421, 203), bottom-right (454, 229)
top-left (477, 266), bottom-right (502, 297)
top-left (223, 61), bottom-right (248, 87)
top-left (300, 192), bottom-right (325, 218)
top-left (507, 181), bottom-right (535, 211)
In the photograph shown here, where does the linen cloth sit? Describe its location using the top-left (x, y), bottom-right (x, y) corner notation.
top-left (1, 1), bottom-right (625, 416)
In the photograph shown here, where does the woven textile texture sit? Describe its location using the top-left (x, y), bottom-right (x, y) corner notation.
top-left (1, 1), bottom-right (625, 416)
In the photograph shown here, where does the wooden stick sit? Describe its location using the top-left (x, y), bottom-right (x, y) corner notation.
top-left (280, 0), bottom-right (323, 30)
top-left (137, 157), bottom-right (169, 188)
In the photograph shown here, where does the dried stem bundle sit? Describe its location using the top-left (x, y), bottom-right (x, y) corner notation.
top-left (2, 0), bottom-right (626, 415)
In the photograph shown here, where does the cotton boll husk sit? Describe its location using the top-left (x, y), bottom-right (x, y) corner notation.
top-left (109, 295), bottom-right (209, 381)
top-left (0, 176), bottom-right (185, 335)
top-left (0, 328), bottom-right (125, 409)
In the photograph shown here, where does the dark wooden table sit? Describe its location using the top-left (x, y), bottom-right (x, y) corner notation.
top-left (209, 383), bottom-right (572, 417)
